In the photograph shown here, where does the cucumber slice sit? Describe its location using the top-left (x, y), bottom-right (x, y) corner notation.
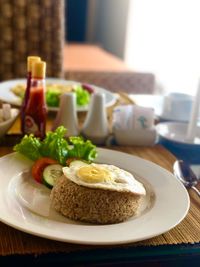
top-left (43, 164), bottom-right (63, 189)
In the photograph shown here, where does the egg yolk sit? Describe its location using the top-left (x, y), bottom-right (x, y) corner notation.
top-left (76, 166), bottom-right (113, 183)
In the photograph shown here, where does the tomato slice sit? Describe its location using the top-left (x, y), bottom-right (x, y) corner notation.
top-left (31, 157), bottom-right (57, 183)
top-left (81, 83), bottom-right (94, 94)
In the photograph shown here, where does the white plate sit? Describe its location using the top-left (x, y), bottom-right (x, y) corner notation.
top-left (0, 78), bottom-right (117, 112)
top-left (156, 122), bottom-right (200, 144)
top-left (0, 148), bottom-right (189, 245)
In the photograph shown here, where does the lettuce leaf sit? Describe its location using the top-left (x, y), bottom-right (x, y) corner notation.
top-left (13, 126), bottom-right (97, 165)
top-left (68, 136), bottom-right (97, 162)
top-left (39, 126), bottom-right (69, 165)
top-left (46, 89), bottom-right (61, 107)
top-left (74, 85), bottom-right (90, 106)
top-left (13, 134), bottom-right (42, 161)
top-left (46, 85), bottom-right (90, 107)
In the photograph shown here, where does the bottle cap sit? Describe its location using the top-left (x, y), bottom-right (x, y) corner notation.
top-left (27, 56), bottom-right (41, 72)
top-left (32, 61), bottom-right (46, 78)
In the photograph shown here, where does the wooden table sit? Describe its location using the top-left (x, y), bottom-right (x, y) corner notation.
top-left (0, 97), bottom-right (200, 266)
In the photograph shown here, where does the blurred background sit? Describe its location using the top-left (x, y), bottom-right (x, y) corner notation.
top-left (66, 0), bottom-right (200, 95)
top-left (1, 0), bottom-right (200, 95)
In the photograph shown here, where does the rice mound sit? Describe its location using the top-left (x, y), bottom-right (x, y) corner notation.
top-left (50, 175), bottom-right (142, 224)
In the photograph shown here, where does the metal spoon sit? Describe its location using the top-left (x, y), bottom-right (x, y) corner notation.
top-left (173, 160), bottom-right (200, 197)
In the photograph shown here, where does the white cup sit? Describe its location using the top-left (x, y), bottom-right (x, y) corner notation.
top-left (161, 92), bottom-right (193, 121)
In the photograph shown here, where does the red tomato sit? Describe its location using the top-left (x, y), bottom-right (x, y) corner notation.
top-left (31, 157), bottom-right (57, 183)
top-left (81, 83), bottom-right (94, 94)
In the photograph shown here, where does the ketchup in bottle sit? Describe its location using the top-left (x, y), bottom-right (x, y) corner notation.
top-left (21, 56), bottom-right (41, 134)
top-left (24, 61), bottom-right (47, 139)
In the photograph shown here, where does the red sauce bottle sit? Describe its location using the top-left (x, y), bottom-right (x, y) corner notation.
top-left (24, 61), bottom-right (47, 139)
top-left (21, 56), bottom-right (41, 134)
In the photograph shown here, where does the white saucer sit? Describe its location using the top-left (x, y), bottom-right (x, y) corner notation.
top-left (156, 122), bottom-right (200, 164)
top-left (156, 122), bottom-right (200, 145)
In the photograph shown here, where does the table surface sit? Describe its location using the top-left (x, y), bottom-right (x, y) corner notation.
top-left (0, 95), bottom-right (200, 266)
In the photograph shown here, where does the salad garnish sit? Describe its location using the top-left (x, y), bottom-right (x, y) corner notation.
top-left (14, 126), bottom-right (97, 165)
top-left (14, 126), bottom-right (98, 188)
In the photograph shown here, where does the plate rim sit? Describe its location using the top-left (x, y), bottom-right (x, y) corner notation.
top-left (0, 78), bottom-right (118, 112)
top-left (156, 121), bottom-right (200, 145)
top-left (0, 148), bottom-right (190, 245)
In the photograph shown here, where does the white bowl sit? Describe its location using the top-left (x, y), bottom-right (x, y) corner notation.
top-left (0, 108), bottom-right (20, 138)
top-left (156, 122), bottom-right (200, 164)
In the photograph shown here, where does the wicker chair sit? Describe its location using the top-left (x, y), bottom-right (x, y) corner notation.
top-left (65, 71), bottom-right (155, 94)
top-left (0, 0), bottom-right (65, 81)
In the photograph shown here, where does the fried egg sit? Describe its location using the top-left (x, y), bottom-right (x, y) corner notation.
top-left (62, 161), bottom-right (146, 195)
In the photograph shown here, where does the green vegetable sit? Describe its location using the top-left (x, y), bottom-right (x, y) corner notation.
top-left (13, 126), bottom-right (97, 165)
top-left (68, 136), bottom-right (97, 162)
top-left (45, 85), bottom-right (90, 108)
top-left (39, 126), bottom-right (69, 165)
top-left (13, 134), bottom-right (41, 161)
top-left (46, 89), bottom-right (61, 107)
top-left (42, 164), bottom-right (63, 189)
top-left (74, 85), bottom-right (90, 106)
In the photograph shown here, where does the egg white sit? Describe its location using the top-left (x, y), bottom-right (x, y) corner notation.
top-left (62, 162), bottom-right (146, 195)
